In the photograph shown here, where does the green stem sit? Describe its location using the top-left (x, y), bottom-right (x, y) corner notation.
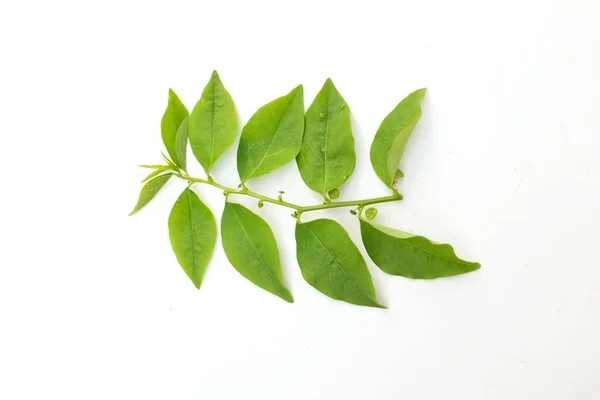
top-left (175, 172), bottom-right (402, 214)
top-left (300, 194), bottom-right (402, 212)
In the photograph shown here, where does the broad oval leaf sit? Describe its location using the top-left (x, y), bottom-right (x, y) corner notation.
top-left (129, 173), bottom-right (172, 216)
top-left (297, 79), bottom-right (355, 197)
top-left (189, 70), bottom-right (238, 174)
top-left (237, 85), bottom-right (304, 182)
top-left (161, 89), bottom-right (189, 169)
top-left (295, 219), bottom-right (385, 308)
top-left (370, 88), bottom-right (426, 188)
top-left (359, 217), bottom-right (480, 279)
top-left (221, 202), bottom-right (293, 303)
top-left (168, 188), bottom-right (217, 288)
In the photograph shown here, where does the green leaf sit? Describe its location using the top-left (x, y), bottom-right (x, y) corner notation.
top-left (359, 217), bottom-right (481, 279)
top-left (161, 89), bottom-right (189, 169)
top-left (168, 188), bottom-right (217, 289)
top-left (295, 219), bottom-right (385, 308)
top-left (138, 164), bottom-right (166, 169)
top-left (221, 202), bottom-right (293, 303)
top-left (189, 70), bottom-right (238, 174)
top-left (129, 173), bottom-right (172, 216)
top-left (370, 88), bottom-right (427, 188)
top-left (141, 166), bottom-right (170, 183)
top-left (237, 85), bottom-right (304, 182)
top-left (297, 79), bottom-right (355, 195)
top-left (174, 116), bottom-right (188, 171)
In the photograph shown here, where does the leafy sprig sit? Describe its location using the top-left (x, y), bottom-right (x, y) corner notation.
top-left (130, 71), bottom-right (480, 308)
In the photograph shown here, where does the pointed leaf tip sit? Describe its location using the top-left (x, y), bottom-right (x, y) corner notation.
top-left (324, 78), bottom-right (336, 90)
top-left (282, 290), bottom-right (294, 303)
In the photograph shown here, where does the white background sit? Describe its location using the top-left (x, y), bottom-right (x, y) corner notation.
top-left (1, 1), bottom-right (599, 399)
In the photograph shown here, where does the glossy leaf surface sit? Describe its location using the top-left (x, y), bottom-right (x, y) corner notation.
top-left (189, 70), bottom-right (238, 174)
top-left (221, 202), bottom-right (293, 302)
top-left (168, 188), bottom-right (217, 288)
top-left (295, 219), bottom-right (384, 308)
top-left (237, 86), bottom-right (304, 182)
top-left (129, 173), bottom-right (172, 216)
top-left (297, 79), bottom-right (355, 196)
top-left (370, 88), bottom-right (426, 188)
top-left (360, 218), bottom-right (480, 279)
top-left (161, 89), bottom-right (189, 169)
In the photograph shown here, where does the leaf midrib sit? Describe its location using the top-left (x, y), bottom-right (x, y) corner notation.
top-left (321, 97), bottom-right (331, 194)
top-left (186, 191), bottom-right (198, 272)
top-left (209, 80), bottom-right (217, 170)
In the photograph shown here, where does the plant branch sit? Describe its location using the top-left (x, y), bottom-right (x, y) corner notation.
top-left (173, 171), bottom-right (402, 214)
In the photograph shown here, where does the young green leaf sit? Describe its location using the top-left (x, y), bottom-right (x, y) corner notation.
top-left (161, 89), bottom-right (189, 169)
top-left (141, 166), bottom-right (170, 183)
top-left (359, 217), bottom-right (480, 279)
top-left (295, 219), bottom-right (385, 308)
top-left (168, 188), bottom-right (217, 288)
top-left (129, 173), bottom-right (173, 216)
top-left (221, 202), bottom-right (293, 303)
top-left (189, 70), bottom-right (238, 174)
top-left (174, 116), bottom-right (188, 171)
top-left (297, 79), bottom-right (355, 196)
top-left (237, 85), bottom-right (304, 182)
top-left (161, 151), bottom-right (178, 169)
top-left (370, 88), bottom-right (426, 188)
top-left (138, 164), bottom-right (167, 169)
